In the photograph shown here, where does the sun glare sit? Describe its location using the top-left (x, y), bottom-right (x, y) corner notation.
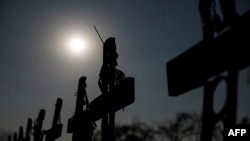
top-left (69, 37), bottom-right (86, 54)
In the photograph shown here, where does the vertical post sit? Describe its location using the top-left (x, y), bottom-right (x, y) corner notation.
top-left (201, 76), bottom-right (224, 141)
top-left (101, 115), bottom-right (108, 141)
top-left (94, 28), bottom-right (130, 141)
top-left (33, 109), bottom-right (45, 141)
top-left (24, 118), bottom-right (32, 141)
top-left (52, 98), bottom-right (63, 129)
top-left (8, 136), bottom-right (11, 141)
top-left (72, 77), bottom-right (87, 141)
top-left (13, 132), bottom-right (17, 141)
top-left (200, 69), bottom-right (239, 141)
top-left (109, 112), bottom-right (115, 141)
top-left (99, 37), bottom-right (118, 141)
top-left (18, 126), bottom-right (23, 141)
top-left (223, 69), bottom-right (238, 140)
top-left (45, 98), bottom-right (63, 141)
top-left (67, 77), bottom-right (95, 141)
top-left (200, 84), bottom-right (214, 141)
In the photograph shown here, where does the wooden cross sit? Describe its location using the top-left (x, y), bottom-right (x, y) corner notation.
top-left (89, 77), bottom-right (135, 121)
top-left (67, 76), bottom-right (134, 141)
top-left (67, 35), bottom-right (135, 141)
top-left (24, 118), bottom-right (32, 141)
top-left (44, 98), bottom-right (63, 141)
top-left (17, 126), bottom-right (23, 141)
top-left (167, 11), bottom-right (250, 141)
top-left (33, 109), bottom-right (45, 141)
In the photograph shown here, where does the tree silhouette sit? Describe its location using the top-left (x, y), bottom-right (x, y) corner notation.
top-left (89, 112), bottom-right (250, 141)
top-left (115, 119), bottom-right (156, 141)
top-left (93, 112), bottom-right (201, 141)
top-left (156, 112), bottom-right (201, 141)
top-left (210, 116), bottom-right (250, 141)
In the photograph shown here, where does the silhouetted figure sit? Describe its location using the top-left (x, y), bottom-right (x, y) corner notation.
top-left (67, 77), bottom-right (96, 141)
top-left (18, 126), bottom-right (23, 141)
top-left (98, 37), bottom-right (125, 141)
top-left (44, 98), bottom-right (63, 141)
top-left (33, 109), bottom-right (45, 141)
top-left (199, 0), bottom-right (239, 41)
top-left (24, 118), bottom-right (32, 141)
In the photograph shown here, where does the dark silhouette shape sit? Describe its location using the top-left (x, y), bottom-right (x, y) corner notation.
top-left (91, 27), bottom-right (135, 141)
top-left (200, 73), bottom-right (239, 141)
top-left (66, 28), bottom-right (134, 141)
top-left (98, 37), bottom-right (124, 94)
top-left (84, 34), bottom-right (134, 141)
top-left (156, 112), bottom-right (244, 141)
top-left (93, 112), bottom-right (219, 141)
top-left (8, 136), bottom-right (11, 141)
top-left (167, 11), bottom-right (250, 141)
top-left (199, 0), bottom-right (239, 41)
top-left (17, 127), bottom-right (23, 141)
top-left (44, 98), bottom-right (63, 141)
top-left (157, 112), bottom-right (200, 141)
top-left (13, 133), bottom-right (17, 141)
top-left (67, 77), bottom-right (97, 141)
top-left (97, 37), bottom-right (127, 141)
top-left (93, 118), bottom-right (156, 141)
top-left (66, 64), bottom-right (134, 141)
top-left (167, 11), bottom-right (250, 97)
top-left (115, 120), bottom-right (156, 141)
top-left (33, 109), bottom-right (45, 141)
top-left (90, 77), bottom-right (134, 121)
top-left (24, 118), bottom-right (32, 141)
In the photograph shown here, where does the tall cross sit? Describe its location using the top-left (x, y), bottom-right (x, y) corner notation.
top-left (167, 11), bottom-right (250, 141)
top-left (67, 37), bottom-right (135, 141)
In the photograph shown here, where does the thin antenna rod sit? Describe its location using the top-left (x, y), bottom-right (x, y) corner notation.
top-left (94, 25), bottom-right (104, 44)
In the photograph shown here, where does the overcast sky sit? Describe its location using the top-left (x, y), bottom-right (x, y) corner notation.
top-left (1, 1), bottom-right (250, 141)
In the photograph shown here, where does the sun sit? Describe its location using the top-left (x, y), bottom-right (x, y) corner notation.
top-left (68, 37), bottom-right (86, 54)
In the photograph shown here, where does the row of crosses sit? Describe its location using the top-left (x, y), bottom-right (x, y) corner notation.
top-left (7, 36), bottom-right (135, 141)
top-left (67, 37), bottom-right (135, 141)
top-left (8, 98), bottom-right (63, 141)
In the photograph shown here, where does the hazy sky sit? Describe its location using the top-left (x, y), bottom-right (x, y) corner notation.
top-left (1, 1), bottom-right (250, 141)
